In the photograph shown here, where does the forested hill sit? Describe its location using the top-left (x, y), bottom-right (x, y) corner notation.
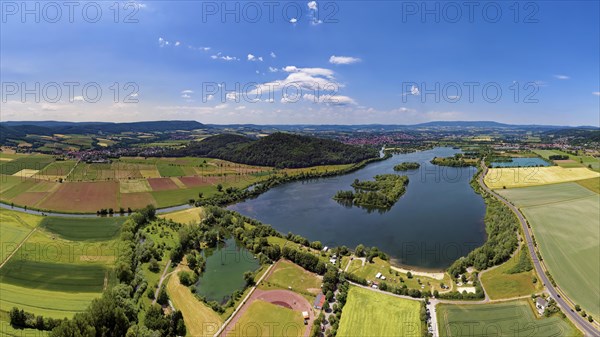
top-left (178, 133), bottom-right (379, 168)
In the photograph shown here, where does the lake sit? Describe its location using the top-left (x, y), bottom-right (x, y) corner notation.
top-left (229, 147), bottom-right (487, 271)
top-left (195, 237), bottom-right (260, 304)
top-left (490, 157), bottom-right (550, 167)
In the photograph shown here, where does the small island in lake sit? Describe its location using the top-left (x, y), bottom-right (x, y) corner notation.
top-left (333, 174), bottom-right (409, 210)
top-left (430, 154), bottom-right (474, 167)
top-left (393, 162), bottom-right (421, 171)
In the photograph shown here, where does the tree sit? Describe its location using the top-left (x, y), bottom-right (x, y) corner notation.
top-left (157, 287), bottom-right (169, 306)
top-left (217, 184), bottom-right (223, 192)
top-left (198, 192), bottom-right (204, 199)
top-left (355, 244), bottom-right (365, 257)
top-left (575, 305), bottom-right (581, 312)
top-left (323, 301), bottom-right (330, 312)
top-left (407, 271), bottom-right (413, 279)
top-left (148, 258), bottom-right (160, 273)
top-left (244, 271), bottom-right (255, 286)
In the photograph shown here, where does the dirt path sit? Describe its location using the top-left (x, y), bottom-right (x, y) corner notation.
top-left (152, 259), bottom-right (172, 304)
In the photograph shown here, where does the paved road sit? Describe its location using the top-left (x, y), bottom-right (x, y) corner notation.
top-left (478, 162), bottom-right (599, 337)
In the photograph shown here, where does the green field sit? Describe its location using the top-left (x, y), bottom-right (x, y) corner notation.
top-left (497, 183), bottom-right (600, 318)
top-left (0, 155), bottom-right (54, 175)
top-left (40, 216), bottom-right (126, 241)
top-left (533, 149), bottom-right (600, 171)
top-left (337, 286), bottom-right (421, 337)
top-left (576, 177), bottom-right (600, 193)
top-left (0, 210), bottom-right (116, 319)
top-left (437, 300), bottom-right (581, 337)
top-left (0, 209), bottom-right (41, 263)
top-left (157, 164), bottom-right (185, 177)
top-left (227, 300), bottom-right (304, 337)
top-left (480, 248), bottom-right (542, 300)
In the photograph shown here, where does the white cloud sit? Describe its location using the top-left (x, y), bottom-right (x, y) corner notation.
top-left (554, 75), bottom-right (570, 80)
top-left (307, 1), bottom-right (317, 10)
top-left (329, 55), bottom-right (361, 65)
top-left (181, 90), bottom-right (194, 94)
top-left (593, 92), bottom-right (600, 96)
top-left (303, 93), bottom-right (356, 105)
top-left (248, 54), bottom-right (263, 62)
top-left (290, 18), bottom-right (297, 23)
top-left (270, 52), bottom-right (277, 58)
top-left (268, 67), bottom-right (279, 73)
top-left (158, 37), bottom-right (167, 47)
top-left (175, 41), bottom-right (181, 46)
top-left (206, 94), bottom-right (214, 101)
top-left (212, 52), bottom-right (239, 61)
top-left (73, 96), bottom-right (84, 102)
top-left (307, 1), bottom-right (322, 25)
top-left (235, 106), bottom-right (246, 110)
top-left (181, 94), bottom-right (191, 99)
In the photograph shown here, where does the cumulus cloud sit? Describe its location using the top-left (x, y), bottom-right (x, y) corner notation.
top-left (410, 85), bottom-right (420, 96)
top-left (212, 52), bottom-right (239, 61)
top-left (307, 1), bottom-right (317, 10)
top-left (329, 55), bottom-right (361, 65)
top-left (175, 41), bottom-right (180, 46)
top-left (307, 1), bottom-right (322, 25)
top-left (270, 51), bottom-right (277, 58)
top-left (290, 18), bottom-right (297, 23)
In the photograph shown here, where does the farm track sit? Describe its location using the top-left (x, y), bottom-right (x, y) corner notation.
top-left (152, 259), bottom-right (173, 305)
top-left (0, 228), bottom-right (37, 269)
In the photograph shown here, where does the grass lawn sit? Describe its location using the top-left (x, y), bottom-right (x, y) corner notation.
top-left (485, 166), bottom-right (599, 189)
top-left (437, 300), bottom-right (582, 337)
top-left (346, 257), bottom-right (449, 293)
top-left (40, 216), bottom-right (126, 241)
top-left (227, 300), bottom-right (304, 337)
top-left (480, 248), bottom-right (542, 300)
top-left (166, 265), bottom-right (223, 337)
top-left (259, 260), bottom-right (322, 299)
top-left (338, 286), bottom-right (421, 337)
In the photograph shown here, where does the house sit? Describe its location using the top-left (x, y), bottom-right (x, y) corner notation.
top-left (314, 293), bottom-right (326, 310)
top-left (536, 297), bottom-right (548, 313)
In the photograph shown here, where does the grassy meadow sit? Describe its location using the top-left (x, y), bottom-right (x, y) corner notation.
top-left (337, 286), bottom-right (421, 337)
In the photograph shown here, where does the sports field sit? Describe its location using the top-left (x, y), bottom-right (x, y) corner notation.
top-left (497, 183), bottom-right (600, 318)
top-left (337, 286), bottom-right (421, 337)
top-left (226, 300), bottom-right (304, 337)
top-left (437, 300), bottom-right (581, 337)
top-left (259, 260), bottom-right (322, 299)
top-left (485, 166), bottom-right (599, 189)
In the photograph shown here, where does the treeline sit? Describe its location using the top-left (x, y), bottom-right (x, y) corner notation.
top-left (333, 174), bottom-right (409, 210)
top-left (175, 133), bottom-right (379, 168)
top-left (506, 248), bottom-right (533, 274)
top-left (447, 169), bottom-right (519, 278)
top-left (549, 154), bottom-right (569, 160)
top-left (393, 162), bottom-right (421, 171)
top-left (13, 205), bottom-right (189, 337)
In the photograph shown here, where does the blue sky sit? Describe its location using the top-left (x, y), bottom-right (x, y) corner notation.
top-left (1, 0), bottom-right (599, 125)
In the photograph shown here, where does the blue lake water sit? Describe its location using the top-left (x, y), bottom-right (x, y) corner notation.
top-left (229, 147), bottom-right (487, 270)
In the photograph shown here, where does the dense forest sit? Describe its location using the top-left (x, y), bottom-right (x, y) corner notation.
top-left (333, 174), bottom-right (409, 210)
top-left (177, 133), bottom-right (379, 168)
